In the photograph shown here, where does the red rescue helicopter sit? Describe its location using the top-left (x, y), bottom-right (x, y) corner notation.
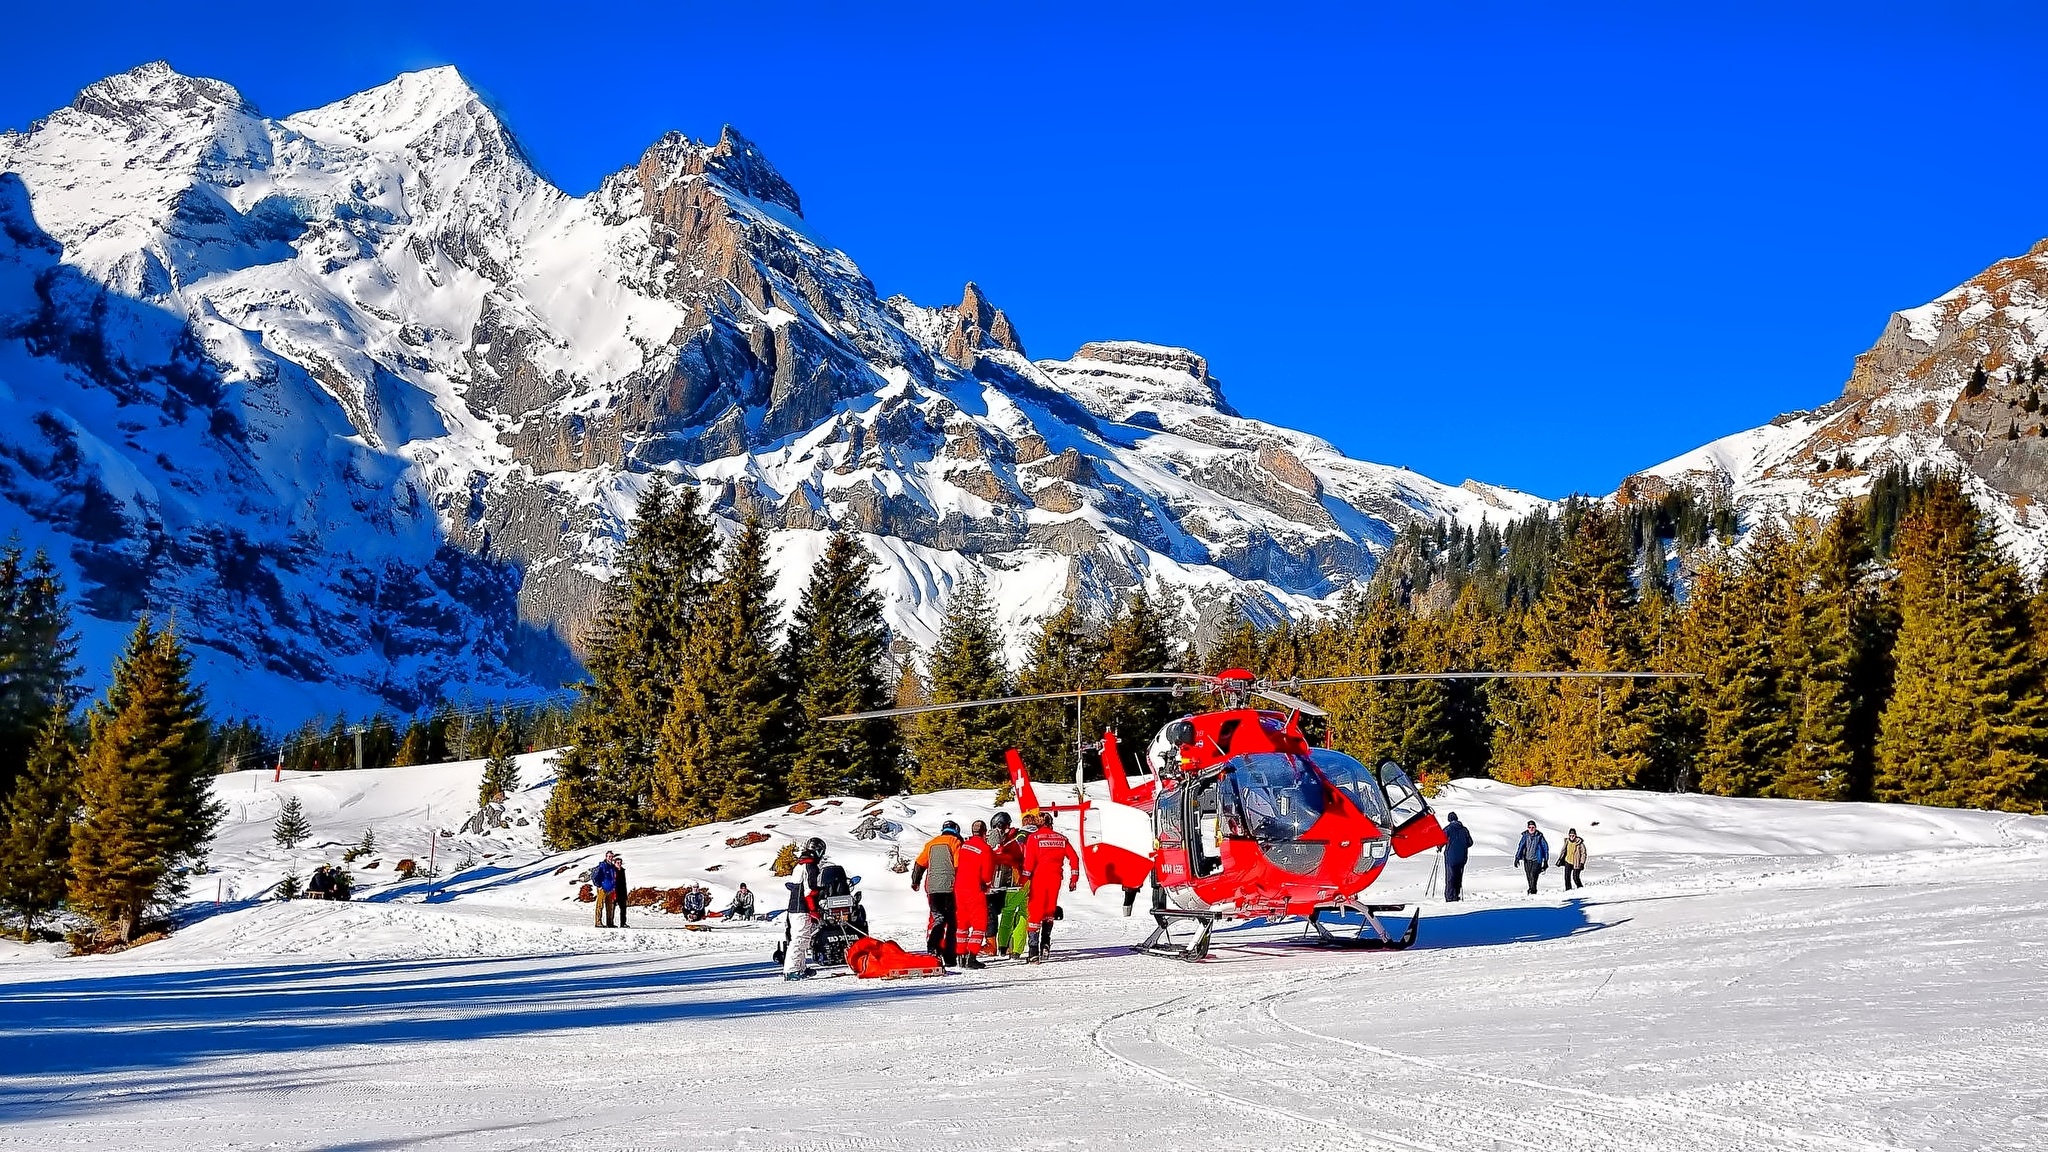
top-left (833, 668), bottom-right (1688, 960)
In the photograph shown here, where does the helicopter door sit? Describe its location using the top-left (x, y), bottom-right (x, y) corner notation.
top-left (1376, 761), bottom-right (1446, 858)
top-left (1188, 777), bottom-right (1225, 879)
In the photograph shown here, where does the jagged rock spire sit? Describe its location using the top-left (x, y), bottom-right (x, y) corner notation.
top-left (943, 281), bottom-right (1026, 364)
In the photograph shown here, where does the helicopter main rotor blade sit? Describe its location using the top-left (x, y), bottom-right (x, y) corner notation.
top-left (1103, 671), bottom-right (1217, 683)
top-left (1249, 687), bottom-right (1328, 717)
top-left (1284, 671), bottom-right (1699, 687)
top-left (822, 686), bottom-right (1182, 722)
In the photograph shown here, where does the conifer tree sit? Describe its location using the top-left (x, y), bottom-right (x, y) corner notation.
top-left (0, 546), bottom-right (80, 794)
top-left (1092, 586), bottom-right (1184, 750)
top-left (272, 795), bottom-right (311, 848)
top-left (1692, 523), bottom-right (1797, 797)
top-left (1490, 507), bottom-right (1653, 788)
top-left (1769, 514), bottom-right (1868, 801)
top-left (478, 722), bottom-right (520, 805)
top-left (908, 577), bottom-right (1012, 790)
top-left (394, 720), bottom-right (432, 767)
top-left (653, 519), bottom-right (790, 825)
top-left (782, 532), bottom-right (901, 800)
top-left (0, 713), bottom-right (76, 940)
top-left (1012, 604), bottom-right (1107, 778)
top-left (68, 619), bottom-right (220, 941)
top-left (1205, 616), bottom-right (1268, 675)
top-left (1874, 477), bottom-right (2048, 811)
top-left (546, 481), bottom-right (717, 845)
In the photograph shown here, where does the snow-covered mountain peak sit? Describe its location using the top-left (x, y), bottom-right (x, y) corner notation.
top-left (66, 61), bottom-right (252, 127)
top-left (624, 125), bottom-right (803, 218)
top-left (283, 66), bottom-right (498, 148)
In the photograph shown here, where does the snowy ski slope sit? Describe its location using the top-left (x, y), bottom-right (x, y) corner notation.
top-left (2, 757), bottom-right (2045, 1150)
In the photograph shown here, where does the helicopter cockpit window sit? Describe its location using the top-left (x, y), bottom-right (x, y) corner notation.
top-left (1376, 761), bottom-right (1429, 828)
top-left (1225, 753), bottom-right (1327, 842)
top-left (1308, 749), bottom-right (1390, 826)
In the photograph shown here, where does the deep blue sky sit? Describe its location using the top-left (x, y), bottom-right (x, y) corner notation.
top-left (6, 2), bottom-right (2046, 497)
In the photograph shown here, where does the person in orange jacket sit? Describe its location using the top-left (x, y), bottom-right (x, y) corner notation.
top-left (911, 820), bottom-right (964, 966)
top-left (953, 820), bottom-right (995, 969)
top-left (1020, 810), bottom-right (1079, 963)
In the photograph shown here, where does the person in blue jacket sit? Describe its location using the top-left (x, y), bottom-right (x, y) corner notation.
top-left (1512, 820), bottom-right (1550, 895)
top-left (1440, 812), bottom-right (1474, 901)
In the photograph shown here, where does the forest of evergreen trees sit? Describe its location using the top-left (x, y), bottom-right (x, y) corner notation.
top-left (537, 471), bottom-right (2048, 849)
top-left (0, 544), bottom-right (219, 944)
top-left (7, 463), bottom-right (2047, 940)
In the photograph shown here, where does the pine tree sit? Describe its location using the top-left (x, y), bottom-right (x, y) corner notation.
top-left (1012, 604), bottom-right (1107, 779)
top-left (1874, 477), bottom-right (2048, 811)
top-left (0, 546), bottom-right (80, 795)
top-left (271, 795), bottom-right (311, 848)
top-left (68, 619), bottom-right (221, 941)
top-left (783, 531), bottom-right (901, 801)
top-left (0, 713), bottom-right (76, 940)
top-left (1093, 586), bottom-right (1184, 751)
top-left (652, 519), bottom-right (790, 825)
top-left (546, 481), bottom-right (717, 845)
top-left (394, 720), bottom-right (432, 767)
top-left (478, 721), bottom-right (520, 806)
top-left (1490, 506), bottom-right (1653, 788)
top-left (1692, 523), bottom-right (1797, 797)
top-left (1769, 513), bottom-right (1868, 800)
top-left (908, 577), bottom-right (1012, 790)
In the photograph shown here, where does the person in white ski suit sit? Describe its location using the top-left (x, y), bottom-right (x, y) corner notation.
top-left (784, 838), bottom-right (826, 980)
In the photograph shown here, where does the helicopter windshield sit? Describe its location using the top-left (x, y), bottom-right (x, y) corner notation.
top-left (1221, 753), bottom-right (1328, 841)
top-left (1308, 749), bottom-right (1390, 826)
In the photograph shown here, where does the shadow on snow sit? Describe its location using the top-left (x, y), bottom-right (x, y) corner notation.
top-left (0, 950), bottom-right (966, 1106)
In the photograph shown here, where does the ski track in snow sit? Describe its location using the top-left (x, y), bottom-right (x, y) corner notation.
top-left (3, 768), bottom-right (2047, 1150)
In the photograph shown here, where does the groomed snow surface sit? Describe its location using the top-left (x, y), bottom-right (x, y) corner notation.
top-left (4, 756), bottom-right (2047, 1151)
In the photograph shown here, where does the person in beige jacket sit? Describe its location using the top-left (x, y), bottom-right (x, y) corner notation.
top-left (1559, 829), bottom-right (1588, 891)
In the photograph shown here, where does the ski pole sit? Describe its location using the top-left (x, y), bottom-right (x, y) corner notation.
top-left (1425, 853), bottom-right (1441, 897)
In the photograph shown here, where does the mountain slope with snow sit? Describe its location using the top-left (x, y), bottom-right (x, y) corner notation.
top-left (1622, 238), bottom-right (2048, 571)
top-left (0, 63), bottom-right (1543, 718)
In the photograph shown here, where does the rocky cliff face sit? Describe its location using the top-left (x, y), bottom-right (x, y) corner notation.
top-left (0, 63), bottom-right (1542, 719)
top-left (1626, 239), bottom-right (2048, 571)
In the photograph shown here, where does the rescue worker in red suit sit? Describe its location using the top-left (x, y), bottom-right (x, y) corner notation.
top-left (953, 819), bottom-right (994, 969)
top-left (1021, 810), bottom-right (1080, 963)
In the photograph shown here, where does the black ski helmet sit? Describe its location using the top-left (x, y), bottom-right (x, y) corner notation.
top-left (990, 811), bottom-right (1012, 831)
top-left (804, 836), bottom-right (826, 858)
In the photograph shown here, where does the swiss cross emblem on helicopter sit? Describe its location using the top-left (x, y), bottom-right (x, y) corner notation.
top-left (831, 667), bottom-right (1690, 960)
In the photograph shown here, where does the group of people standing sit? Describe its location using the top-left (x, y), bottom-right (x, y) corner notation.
top-left (1438, 813), bottom-right (1590, 900)
top-left (590, 850), bottom-right (629, 927)
top-left (912, 809), bottom-right (1078, 969)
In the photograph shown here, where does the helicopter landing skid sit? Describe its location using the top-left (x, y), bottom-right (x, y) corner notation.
top-left (1134, 910), bottom-right (1216, 961)
top-left (1304, 903), bottom-right (1420, 951)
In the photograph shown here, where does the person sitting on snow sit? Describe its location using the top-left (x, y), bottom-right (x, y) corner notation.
top-left (724, 884), bottom-right (756, 921)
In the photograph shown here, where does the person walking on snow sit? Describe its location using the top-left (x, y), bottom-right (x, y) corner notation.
top-left (1440, 812), bottom-right (1474, 902)
top-left (1560, 829), bottom-right (1588, 891)
top-left (591, 855), bottom-right (620, 927)
top-left (912, 820), bottom-right (964, 966)
top-left (1513, 821), bottom-right (1550, 895)
top-left (953, 820), bottom-right (995, 968)
top-left (784, 838), bottom-right (826, 980)
top-left (1021, 810), bottom-right (1080, 963)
